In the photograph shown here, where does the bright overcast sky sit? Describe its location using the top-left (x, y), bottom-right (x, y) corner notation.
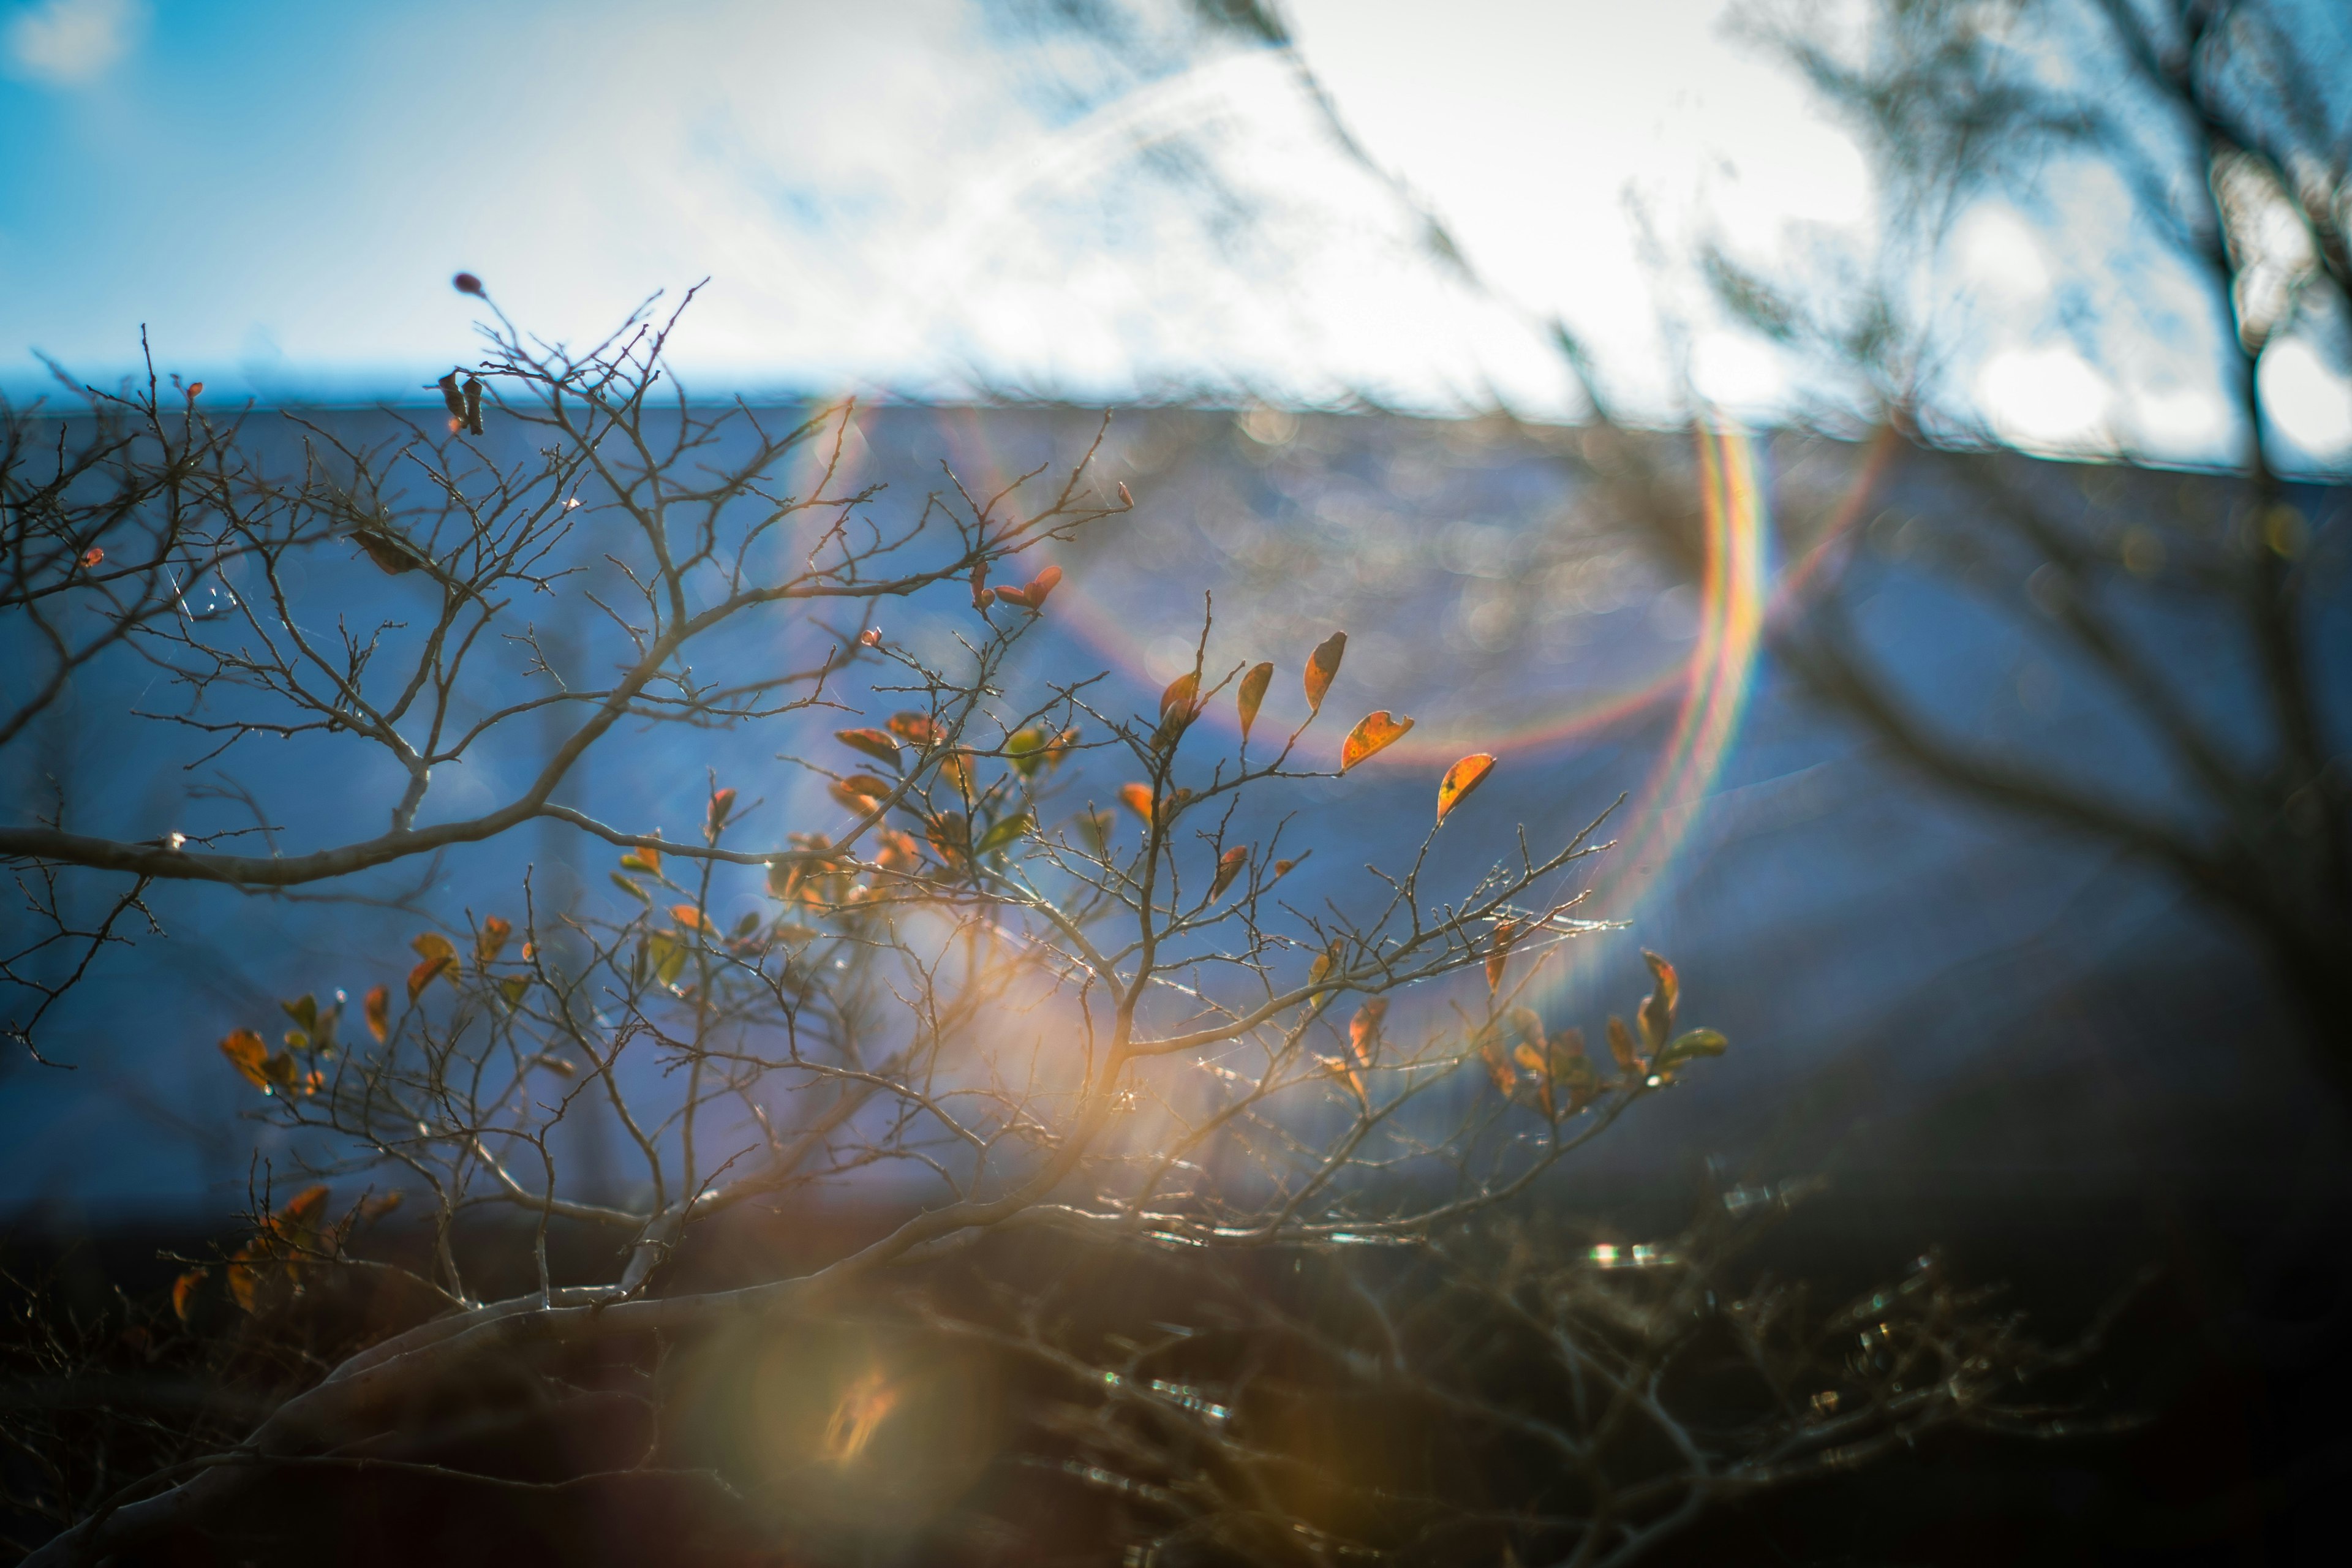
top-left (2, 0), bottom-right (2346, 466)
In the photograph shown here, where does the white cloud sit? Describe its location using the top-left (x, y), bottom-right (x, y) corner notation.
top-left (1977, 345), bottom-right (2113, 451)
top-left (4, 0), bottom-right (145, 85)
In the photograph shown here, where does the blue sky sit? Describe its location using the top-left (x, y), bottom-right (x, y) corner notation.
top-left (2, 0), bottom-right (2348, 466)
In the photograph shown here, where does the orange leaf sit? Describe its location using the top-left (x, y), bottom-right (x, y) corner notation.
top-left (219, 1028), bottom-right (270, 1090)
top-left (1487, 919), bottom-right (1520, 995)
top-left (1118, 782), bottom-right (1155, 824)
top-left (80, 545), bottom-right (105, 570)
top-left (1348, 998), bottom-right (1387, 1066)
top-left (363, 984), bottom-right (389, 1043)
top-left (858, 627), bottom-right (883, 648)
top-left (1210, 845), bottom-right (1249, 900)
top-left (1236, 662), bottom-right (1273, 744)
top-left (172, 1268), bottom-right (206, 1322)
top-left (671, 904), bottom-right (706, 932)
top-left (619, 843), bottom-right (663, 876)
top-left (411, 932), bottom-right (459, 971)
top-left (186, 381), bottom-right (204, 399)
top-left (1025, 564), bottom-right (1063, 606)
top-left (1272, 856), bottom-right (1304, 880)
top-left (886, 712), bottom-right (938, 746)
top-left (276, 1185), bottom-right (330, 1235)
top-left (1339, 710), bottom-right (1414, 773)
top-left (476, 916), bottom-right (512, 964)
top-left (1480, 1037), bottom-right (1517, 1095)
top-left (1303, 631), bottom-right (1346, 714)
top-left (1434, 753), bottom-right (1496, 825)
top-left (706, 788), bottom-right (737, 838)
top-left (837, 727), bottom-right (902, 766)
top-left (925, 812), bottom-right (972, 866)
top-left (406, 956), bottom-right (451, 1004)
top-left (1159, 671), bottom-right (1201, 721)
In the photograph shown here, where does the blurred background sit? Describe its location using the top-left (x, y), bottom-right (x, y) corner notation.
top-left (4, 1), bottom-right (2350, 1556)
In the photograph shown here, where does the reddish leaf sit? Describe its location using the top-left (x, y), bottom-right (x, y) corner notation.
top-left (1237, 662), bottom-right (1273, 744)
top-left (406, 956), bottom-right (451, 1004)
top-left (80, 545), bottom-right (104, 570)
top-left (219, 1028), bottom-right (270, 1090)
top-left (1434, 753), bottom-right (1496, 826)
top-left (858, 628), bottom-right (883, 648)
top-left (1303, 631), bottom-right (1346, 714)
top-left (887, 712), bottom-right (940, 746)
top-left (186, 381), bottom-right (204, 399)
top-left (706, 787), bottom-right (737, 838)
top-left (1339, 710), bottom-right (1414, 773)
top-left (1022, 564), bottom-right (1063, 608)
top-left (363, 984), bottom-right (389, 1044)
top-left (1209, 845), bottom-right (1249, 900)
top-left (453, 271), bottom-right (484, 295)
top-left (671, 904), bottom-right (706, 932)
top-left (837, 728), bottom-right (902, 767)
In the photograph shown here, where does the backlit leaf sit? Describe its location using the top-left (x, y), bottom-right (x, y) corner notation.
top-left (706, 788), bottom-right (737, 838)
top-left (886, 712), bottom-right (939, 747)
top-left (219, 1028), bottom-right (270, 1090)
top-left (363, 984), bottom-right (389, 1043)
top-left (619, 844), bottom-right (663, 876)
top-left (1237, 662), bottom-right (1273, 744)
top-left (410, 932), bottom-right (456, 970)
top-left (1487, 920), bottom-right (1520, 995)
top-left (611, 872), bottom-right (650, 903)
top-left (974, 812), bottom-right (1035, 855)
top-left (1005, 728), bottom-right (1048, 778)
top-left (280, 993), bottom-right (318, 1033)
top-left (499, 976), bottom-right (530, 1007)
top-left (647, 931), bottom-right (688, 988)
top-left (925, 811), bottom-right (972, 866)
top-left (1159, 671), bottom-right (1201, 720)
top-left (172, 1268), bottom-right (206, 1322)
top-left (1308, 940), bottom-right (1341, 986)
top-left (1606, 1014), bottom-right (1640, 1074)
top-left (406, 955), bottom-right (451, 1004)
top-left (670, 904), bottom-right (706, 932)
top-left (1639, 950), bottom-right (1679, 1052)
top-left (1657, 1028), bottom-right (1728, 1069)
top-left (1434, 753), bottom-right (1496, 825)
top-left (837, 728), bottom-right (903, 767)
top-left (1339, 710), bottom-right (1414, 772)
top-left (1348, 998), bottom-right (1387, 1066)
top-left (80, 545), bottom-right (105, 570)
top-left (1480, 1034), bottom-right (1517, 1094)
top-left (1210, 845), bottom-right (1248, 900)
top-left (1118, 782), bottom-right (1155, 824)
top-left (1303, 631), bottom-right (1346, 714)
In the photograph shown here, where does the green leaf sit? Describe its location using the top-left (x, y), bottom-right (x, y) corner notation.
top-left (1005, 728), bottom-right (1049, 778)
top-left (279, 994), bottom-right (318, 1032)
top-left (499, 976), bottom-right (530, 1008)
top-left (647, 931), bottom-right (688, 988)
top-left (1656, 1028), bottom-right (1728, 1068)
top-left (610, 872), bottom-right (651, 903)
top-left (974, 812), bottom-right (1036, 856)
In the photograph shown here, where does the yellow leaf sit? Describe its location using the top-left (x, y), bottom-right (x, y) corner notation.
top-left (1209, 845), bottom-right (1248, 900)
top-left (1237, 662), bottom-right (1273, 745)
top-left (218, 1028), bottom-right (270, 1090)
top-left (1339, 710), bottom-right (1414, 773)
top-left (1159, 671), bottom-right (1200, 720)
top-left (1435, 753), bottom-right (1496, 826)
top-left (363, 984), bottom-right (389, 1044)
top-left (1303, 631), bottom-right (1346, 714)
top-left (410, 932), bottom-right (459, 974)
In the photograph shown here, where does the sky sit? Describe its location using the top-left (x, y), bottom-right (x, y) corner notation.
top-left (1, 0), bottom-right (2348, 466)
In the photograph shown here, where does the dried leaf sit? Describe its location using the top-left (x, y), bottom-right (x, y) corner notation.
top-left (219, 1028), bottom-right (270, 1090)
top-left (1118, 782), bottom-right (1155, 824)
top-left (1303, 631), bottom-right (1346, 714)
top-left (925, 812), bottom-right (972, 866)
top-left (837, 727), bottom-right (903, 767)
top-left (1434, 753), bottom-right (1496, 826)
top-left (1237, 662), bottom-right (1273, 744)
top-left (886, 712), bottom-right (939, 747)
top-left (172, 1268), bottom-right (206, 1322)
top-left (360, 1191), bottom-right (404, 1221)
top-left (1210, 845), bottom-right (1248, 900)
top-left (1272, 856), bottom-right (1300, 879)
top-left (438, 371), bottom-right (466, 418)
top-left (363, 984), bottom-right (389, 1044)
top-left (1348, 998), bottom-right (1387, 1066)
top-left (706, 788), bottom-right (737, 838)
top-left (1339, 710), bottom-right (1414, 773)
top-left (410, 932), bottom-right (459, 974)
top-left (830, 774), bottom-right (894, 815)
top-left (1487, 919), bottom-right (1520, 995)
top-left (476, 916), bottom-right (511, 964)
top-left (1480, 1035), bottom-right (1518, 1094)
